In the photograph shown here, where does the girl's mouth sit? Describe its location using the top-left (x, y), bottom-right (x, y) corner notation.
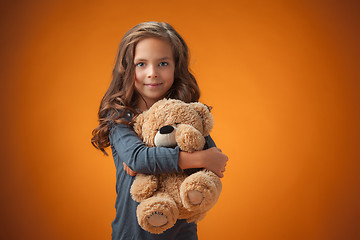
top-left (145, 83), bottom-right (162, 88)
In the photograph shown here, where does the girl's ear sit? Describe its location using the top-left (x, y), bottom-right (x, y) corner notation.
top-left (133, 112), bottom-right (146, 139)
top-left (190, 102), bottom-right (214, 136)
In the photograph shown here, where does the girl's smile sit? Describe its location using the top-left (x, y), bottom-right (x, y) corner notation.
top-left (144, 83), bottom-right (163, 88)
top-left (134, 37), bottom-right (175, 111)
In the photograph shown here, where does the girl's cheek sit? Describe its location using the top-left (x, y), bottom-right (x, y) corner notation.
top-left (135, 70), bottom-right (144, 79)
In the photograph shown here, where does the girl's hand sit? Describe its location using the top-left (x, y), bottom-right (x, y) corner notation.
top-left (123, 162), bottom-right (137, 176)
top-left (178, 147), bottom-right (229, 178)
top-left (202, 147), bottom-right (228, 178)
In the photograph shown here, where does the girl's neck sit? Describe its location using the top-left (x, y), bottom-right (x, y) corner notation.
top-left (136, 98), bottom-right (156, 112)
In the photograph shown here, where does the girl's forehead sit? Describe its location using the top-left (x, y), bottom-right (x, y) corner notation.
top-left (134, 37), bottom-right (174, 60)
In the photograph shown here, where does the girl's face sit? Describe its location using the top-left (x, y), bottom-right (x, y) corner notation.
top-left (134, 37), bottom-right (175, 110)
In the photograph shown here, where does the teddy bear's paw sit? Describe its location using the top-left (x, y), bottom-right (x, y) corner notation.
top-left (175, 125), bottom-right (205, 152)
top-left (180, 171), bottom-right (222, 212)
top-left (136, 196), bottom-right (179, 234)
top-left (147, 211), bottom-right (167, 227)
top-left (130, 174), bottom-right (158, 202)
top-left (187, 190), bottom-right (204, 205)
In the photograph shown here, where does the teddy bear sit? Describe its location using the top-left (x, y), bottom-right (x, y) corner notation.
top-left (130, 98), bottom-right (222, 234)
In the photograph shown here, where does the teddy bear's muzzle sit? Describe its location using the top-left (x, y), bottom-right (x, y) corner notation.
top-left (154, 125), bottom-right (177, 148)
top-left (159, 125), bottom-right (174, 134)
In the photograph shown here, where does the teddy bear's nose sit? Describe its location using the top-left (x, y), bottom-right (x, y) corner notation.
top-left (159, 125), bottom-right (174, 134)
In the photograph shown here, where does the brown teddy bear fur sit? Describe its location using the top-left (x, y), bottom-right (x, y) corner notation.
top-left (130, 99), bottom-right (222, 234)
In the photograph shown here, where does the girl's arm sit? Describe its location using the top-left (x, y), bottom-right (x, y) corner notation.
top-left (178, 147), bottom-right (228, 178)
top-left (123, 148), bottom-right (228, 178)
top-left (110, 124), bottom-right (182, 174)
top-left (114, 124), bottom-right (228, 178)
top-left (178, 135), bottom-right (228, 178)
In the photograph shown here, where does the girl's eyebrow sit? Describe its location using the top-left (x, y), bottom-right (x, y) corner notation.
top-left (158, 57), bottom-right (171, 60)
top-left (134, 57), bottom-right (172, 62)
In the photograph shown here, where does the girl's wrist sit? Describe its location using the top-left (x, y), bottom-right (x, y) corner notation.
top-left (178, 151), bottom-right (205, 170)
top-left (193, 151), bottom-right (205, 168)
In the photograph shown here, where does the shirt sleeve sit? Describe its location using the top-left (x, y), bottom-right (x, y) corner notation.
top-left (109, 123), bottom-right (182, 174)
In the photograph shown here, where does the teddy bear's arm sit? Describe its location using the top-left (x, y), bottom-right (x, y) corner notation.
top-left (175, 124), bottom-right (206, 152)
top-left (130, 174), bottom-right (159, 202)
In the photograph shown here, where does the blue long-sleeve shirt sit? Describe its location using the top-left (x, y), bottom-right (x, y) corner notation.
top-left (109, 123), bottom-right (216, 240)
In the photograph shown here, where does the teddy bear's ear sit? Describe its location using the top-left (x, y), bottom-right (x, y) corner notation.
top-left (190, 102), bottom-right (214, 136)
top-left (133, 112), bottom-right (146, 139)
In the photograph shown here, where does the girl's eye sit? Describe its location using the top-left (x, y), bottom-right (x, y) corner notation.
top-left (159, 62), bottom-right (168, 67)
top-left (136, 62), bottom-right (145, 67)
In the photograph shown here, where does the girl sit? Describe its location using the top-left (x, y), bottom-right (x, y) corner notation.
top-left (92, 21), bottom-right (228, 240)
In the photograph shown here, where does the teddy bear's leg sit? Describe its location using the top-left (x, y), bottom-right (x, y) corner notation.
top-left (180, 170), bottom-right (222, 212)
top-left (136, 193), bottom-right (179, 234)
top-left (130, 174), bottom-right (158, 202)
top-left (186, 211), bottom-right (207, 224)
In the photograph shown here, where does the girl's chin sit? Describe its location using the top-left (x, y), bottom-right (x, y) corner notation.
top-left (143, 92), bottom-right (167, 101)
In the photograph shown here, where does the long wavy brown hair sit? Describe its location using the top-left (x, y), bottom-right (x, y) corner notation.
top-left (91, 21), bottom-right (200, 155)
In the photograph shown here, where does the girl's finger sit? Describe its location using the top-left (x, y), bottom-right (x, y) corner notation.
top-left (123, 162), bottom-right (136, 176)
top-left (130, 170), bottom-right (137, 176)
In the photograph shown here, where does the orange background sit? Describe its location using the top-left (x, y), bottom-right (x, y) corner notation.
top-left (1, 0), bottom-right (359, 239)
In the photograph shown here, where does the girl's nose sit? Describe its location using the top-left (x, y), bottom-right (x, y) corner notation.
top-left (147, 66), bottom-right (158, 78)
